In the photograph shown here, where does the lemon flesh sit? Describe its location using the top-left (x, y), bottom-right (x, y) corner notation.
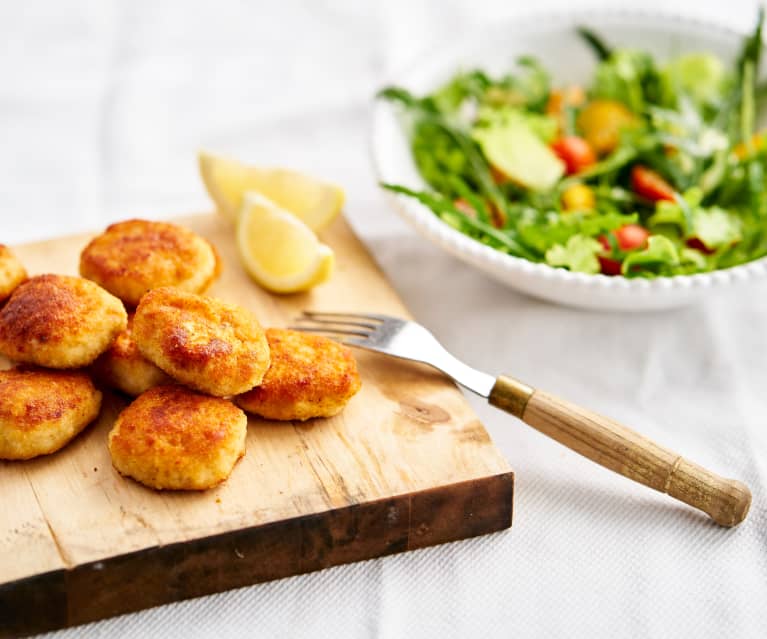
top-left (199, 151), bottom-right (344, 231)
top-left (236, 192), bottom-right (334, 293)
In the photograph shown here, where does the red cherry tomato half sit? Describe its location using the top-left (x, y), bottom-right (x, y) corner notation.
top-left (686, 237), bottom-right (716, 255)
top-left (614, 224), bottom-right (650, 250)
top-left (597, 224), bottom-right (650, 275)
top-left (598, 256), bottom-right (623, 276)
top-left (551, 136), bottom-right (597, 175)
top-left (630, 165), bottom-right (676, 202)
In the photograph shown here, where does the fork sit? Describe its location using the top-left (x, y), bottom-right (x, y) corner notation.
top-left (292, 311), bottom-right (751, 527)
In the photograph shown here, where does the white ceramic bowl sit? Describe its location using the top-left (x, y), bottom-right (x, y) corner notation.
top-left (371, 9), bottom-right (767, 311)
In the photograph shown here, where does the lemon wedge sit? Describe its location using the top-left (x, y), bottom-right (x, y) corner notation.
top-left (199, 151), bottom-right (345, 231)
top-left (236, 192), bottom-right (334, 293)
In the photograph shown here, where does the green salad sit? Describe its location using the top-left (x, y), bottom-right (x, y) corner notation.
top-left (379, 12), bottom-right (767, 278)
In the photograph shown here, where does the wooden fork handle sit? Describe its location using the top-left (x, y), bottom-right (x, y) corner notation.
top-left (489, 375), bottom-right (752, 527)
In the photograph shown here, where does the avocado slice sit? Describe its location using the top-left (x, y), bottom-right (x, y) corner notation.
top-left (473, 115), bottom-right (565, 191)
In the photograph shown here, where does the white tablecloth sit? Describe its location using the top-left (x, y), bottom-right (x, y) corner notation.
top-left (3, 0), bottom-right (765, 637)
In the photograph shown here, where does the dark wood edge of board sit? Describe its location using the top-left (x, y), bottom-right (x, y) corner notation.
top-left (0, 471), bottom-right (513, 637)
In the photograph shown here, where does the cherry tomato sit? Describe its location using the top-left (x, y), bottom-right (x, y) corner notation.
top-left (614, 224), bottom-right (650, 250)
top-left (546, 86), bottom-right (587, 132)
top-left (546, 86), bottom-right (586, 117)
top-left (686, 237), bottom-right (716, 255)
top-left (596, 235), bottom-right (621, 274)
top-left (576, 100), bottom-right (637, 155)
top-left (551, 136), bottom-right (597, 175)
top-left (733, 131), bottom-right (765, 159)
top-left (454, 198), bottom-right (476, 217)
top-left (630, 166), bottom-right (676, 202)
top-left (598, 255), bottom-right (623, 275)
top-left (561, 183), bottom-right (596, 212)
top-left (597, 224), bottom-right (650, 275)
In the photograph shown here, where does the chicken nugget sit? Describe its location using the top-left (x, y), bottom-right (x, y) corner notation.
top-left (79, 219), bottom-right (221, 307)
top-left (235, 328), bottom-right (361, 421)
top-left (108, 385), bottom-right (246, 490)
top-left (91, 315), bottom-right (172, 396)
top-left (0, 245), bottom-right (27, 304)
top-left (0, 274), bottom-right (128, 369)
top-left (0, 367), bottom-right (102, 460)
top-left (132, 287), bottom-right (270, 397)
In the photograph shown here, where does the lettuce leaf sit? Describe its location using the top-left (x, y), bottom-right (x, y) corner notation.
top-left (660, 53), bottom-right (731, 108)
top-left (694, 208), bottom-right (742, 248)
top-left (518, 211), bottom-right (636, 254)
top-left (545, 235), bottom-right (603, 274)
top-left (648, 189), bottom-right (742, 249)
top-left (621, 236), bottom-right (680, 277)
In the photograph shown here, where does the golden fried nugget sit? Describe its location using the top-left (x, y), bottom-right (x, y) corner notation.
top-left (0, 245), bottom-right (27, 304)
top-left (133, 287), bottom-right (270, 397)
top-left (91, 315), bottom-right (172, 396)
top-left (79, 219), bottom-right (221, 307)
top-left (108, 385), bottom-right (247, 490)
top-left (0, 274), bottom-right (128, 369)
top-left (0, 367), bottom-right (102, 460)
top-left (235, 328), bottom-right (361, 421)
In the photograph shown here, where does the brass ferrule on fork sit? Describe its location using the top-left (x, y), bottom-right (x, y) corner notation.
top-left (488, 375), bottom-right (534, 419)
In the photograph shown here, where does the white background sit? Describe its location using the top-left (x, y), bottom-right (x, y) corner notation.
top-left (2, 1), bottom-right (765, 637)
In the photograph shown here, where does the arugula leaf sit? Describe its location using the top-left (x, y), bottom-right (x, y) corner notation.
top-left (559, 146), bottom-right (637, 189)
top-left (378, 86), bottom-right (436, 112)
top-left (591, 49), bottom-right (659, 113)
top-left (736, 7), bottom-right (764, 79)
top-left (432, 70), bottom-right (491, 114)
top-left (381, 183), bottom-right (537, 260)
top-left (741, 61), bottom-right (756, 144)
top-left (381, 87), bottom-right (514, 220)
top-left (511, 56), bottom-right (552, 112)
top-left (411, 120), bottom-right (472, 196)
top-left (545, 235), bottom-right (604, 274)
top-left (577, 26), bottom-right (612, 61)
top-left (448, 175), bottom-right (492, 224)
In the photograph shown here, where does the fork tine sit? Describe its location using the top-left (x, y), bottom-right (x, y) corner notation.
top-left (293, 316), bottom-right (379, 330)
top-left (287, 326), bottom-right (371, 339)
top-left (301, 310), bottom-right (390, 322)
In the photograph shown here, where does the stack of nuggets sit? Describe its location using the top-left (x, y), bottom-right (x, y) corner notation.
top-left (0, 218), bottom-right (362, 493)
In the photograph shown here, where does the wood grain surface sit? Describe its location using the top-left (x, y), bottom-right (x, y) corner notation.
top-left (0, 214), bottom-right (513, 636)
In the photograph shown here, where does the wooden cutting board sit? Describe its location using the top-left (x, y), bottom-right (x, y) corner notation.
top-left (0, 214), bottom-right (513, 637)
